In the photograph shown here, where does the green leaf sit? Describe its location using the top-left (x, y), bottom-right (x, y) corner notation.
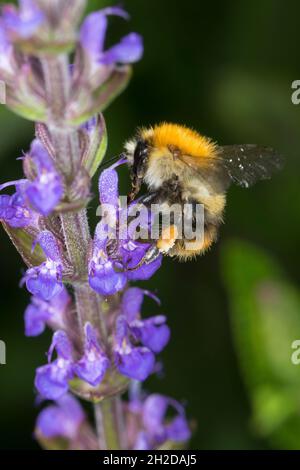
top-left (2, 223), bottom-right (45, 268)
top-left (6, 82), bottom-right (47, 122)
top-left (6, 100), bottom-right (46, 122)
top-left (221, 240), bottom-right (300, 448)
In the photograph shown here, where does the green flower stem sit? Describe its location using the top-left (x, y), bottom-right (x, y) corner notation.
top-left (94, 398), bottom-right (123, 450)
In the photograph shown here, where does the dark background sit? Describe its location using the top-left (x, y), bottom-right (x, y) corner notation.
top-left (0, 0), bottom-right (299, 449)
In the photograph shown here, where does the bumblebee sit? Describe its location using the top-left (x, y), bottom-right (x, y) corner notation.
top-left (124, 123), bottom-right (283, 264)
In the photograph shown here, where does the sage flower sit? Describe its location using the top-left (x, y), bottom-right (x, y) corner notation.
top-left (36, 393), bottom-right (85, 440)
top-left (35, 323), bottom-right (110, 400)
top-left (23, 231), bottom-right (64, 301)
top-left (24, 287), bottom-right (71, 337)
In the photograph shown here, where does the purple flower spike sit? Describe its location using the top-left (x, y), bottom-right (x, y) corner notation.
top-left (25, 139), bottom-right (63, 216)
top-left (2, 0), bottom-right (45, 39)
top-left (23, 230), bottom-right (63, 301)
top-left (114, 316), bottom-right (155, 381)
top-left (35, 331), bottom-right (74, 400)
top-left (142, 394), bottom-right (191, 445)
top-left (36, 394), bottom-right (85, 440)
top-left (80, 7), bottom-right (143, 66)
top-left (73, 323), bottom-right (110, 386)
top-left (24, 287), bottom-right (70, 337)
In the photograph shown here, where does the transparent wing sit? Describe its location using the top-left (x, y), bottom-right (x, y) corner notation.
top-left (219, 144), bottom-right (284, 188)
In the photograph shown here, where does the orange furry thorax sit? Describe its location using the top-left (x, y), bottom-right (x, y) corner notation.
top-left (141, 123), bottom-right (217, 158)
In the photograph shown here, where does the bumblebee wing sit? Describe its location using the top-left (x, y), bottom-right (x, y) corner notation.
top-left (218, 144), bottom-right (284, 188)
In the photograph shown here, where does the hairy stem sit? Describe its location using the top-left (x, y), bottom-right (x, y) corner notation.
top-left (94, 398), bottom-right (123, 450)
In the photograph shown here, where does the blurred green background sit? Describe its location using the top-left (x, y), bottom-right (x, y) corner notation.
top-left (0, 0), bottom-right (300, 449)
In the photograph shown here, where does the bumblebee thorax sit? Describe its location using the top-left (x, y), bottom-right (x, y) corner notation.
top-left (145, 147), bottom-right (184, 189)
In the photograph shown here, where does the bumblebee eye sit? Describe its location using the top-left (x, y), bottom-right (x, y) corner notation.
top-left (133, 139), bottom-right (149, 178)
top-left (134, 139), bottom-right (148, 162)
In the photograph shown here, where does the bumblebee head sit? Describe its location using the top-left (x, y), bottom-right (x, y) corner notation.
top-left (124, 136), bottom-right (150, 202)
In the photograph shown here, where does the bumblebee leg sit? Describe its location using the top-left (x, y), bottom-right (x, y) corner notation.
top-left (156, 224), bottom-right (178, 254)
top-left (126, 245), bottom-right (161, 271)
top-left (127, 225), bottom-right (179, 271)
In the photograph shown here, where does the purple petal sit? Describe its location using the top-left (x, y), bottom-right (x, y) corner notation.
top-left (48, 330), bottom-right (73, 362)
top-left (79, 11), bottom-right (108, 56)
top-left (94, 220), bottom-right (110, 250)
top-left (166, 415), bottom-right (191, 442)
top-left (142, 394), bottom-right (168, 434)
top-left (0, 22), bottom-right (10, 52)
top-left (24, 261), bottom-right (63, 301)
top-left (2, 1), bottom-right (45, 39)
top-left (33, 230), bottom-right (61, 262)
top-left (0, 22), bottom-right (13, 75)
top-left (36, 394), bottom-right (85, 440)
top-left (26, 175), bottom-right (62, 216)
top-left (133, 431), bottom-right (151, 451)
top-left (114, 314), bottom-right (129, 345)
top-left (131, 316), bottom-right (170, 353)
top-left (29, 139), bottom-right (51, 171)
top-left (114, 316), bottom-right (155, 381)
top-left (101, 33), bottom-right (143, 65)
top-left (80, 8), bottom-right (129, 57)
top-left (25, 140), bottom-right (63, 216)
top-left (24, 289), bottom-right (70, 337)
top-left (0, 192), bottom-right (32, 228)
top-left (122, 287), bottom-right (160, 322)
top-left (89, 259), bottom-right (127, 296)
top-left (115, 347), bottom-right (155, 381)
top-left (24, 301), bottom-right (50, 337)
top-left (98, 168), bottom-right (119, 206)
top-left (73, 323), bottom-right (110, 386)
top-left (121, 287), bottom-right (145, 323)
top-left (142, 394), bottom-right (190, 444)
top-left (35, 360), bottom-right (73, 400)
top-left (49, 287), bottom-right (71, 322)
